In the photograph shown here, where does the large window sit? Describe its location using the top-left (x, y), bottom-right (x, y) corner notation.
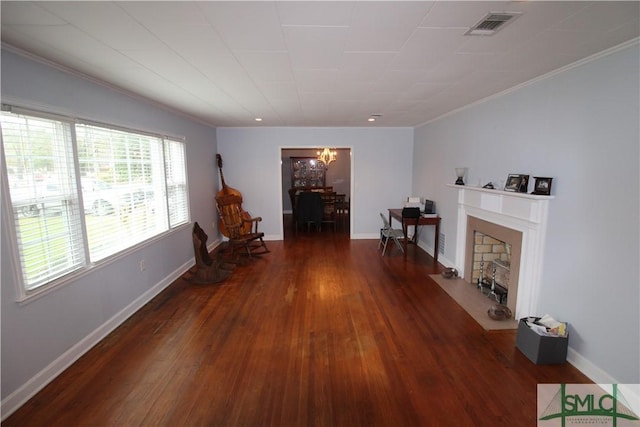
top-left (1, 108), bottom-right (190, 295)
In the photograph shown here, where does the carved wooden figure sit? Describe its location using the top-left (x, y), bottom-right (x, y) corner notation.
top-left (188, 222), bottom-right (232, 284)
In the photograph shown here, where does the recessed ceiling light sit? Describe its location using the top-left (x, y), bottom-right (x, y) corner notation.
top-left (368, 114), bottom-right (381, 122)
top-left (255, 117), bottom-right (263, 122)
top-left (368, 117), bottom-right (376, 122)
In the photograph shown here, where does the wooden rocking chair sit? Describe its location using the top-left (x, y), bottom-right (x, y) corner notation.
top-left (216, 193), bottom-right (269, 260)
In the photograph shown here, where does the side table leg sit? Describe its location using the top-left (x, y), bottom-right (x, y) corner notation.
top-left (403, 223), bottom-right (408, 257)
top-left (434, 222), bottom-right (439, 263)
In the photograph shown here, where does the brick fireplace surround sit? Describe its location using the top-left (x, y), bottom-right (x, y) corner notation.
top-left (449, 185), bottom-right (553, 320)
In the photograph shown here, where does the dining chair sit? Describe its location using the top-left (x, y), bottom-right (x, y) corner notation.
top-left (320, 192), bottom-right (338, 231)
top-left (335, 194), bottom-right (349, 230)
top-left (295, 191), bottom-right (323, 231)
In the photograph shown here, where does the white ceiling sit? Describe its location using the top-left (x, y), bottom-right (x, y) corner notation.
top-left (2, 1), bottom-right (639, 127)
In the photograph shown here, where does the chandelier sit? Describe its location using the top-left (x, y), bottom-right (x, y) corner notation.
top-left (316, 147), bottom-right (337, 166)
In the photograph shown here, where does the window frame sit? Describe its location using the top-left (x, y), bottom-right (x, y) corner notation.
top-left (1, 105), bottom-right (191, 302)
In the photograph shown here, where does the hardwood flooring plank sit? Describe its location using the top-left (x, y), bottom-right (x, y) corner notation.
top-left (4, 221), bottom-right (591, 426)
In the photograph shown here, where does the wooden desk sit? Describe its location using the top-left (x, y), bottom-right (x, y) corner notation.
top-left (388, 209), bottom-right (441, 261)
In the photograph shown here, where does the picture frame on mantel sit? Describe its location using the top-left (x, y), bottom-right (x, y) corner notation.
top-left (504, 174), bottom-right (521, 192)
top-left (518, 175), bottom-right (530, 193)
top-left (532, 177), bottom-right (553, 195)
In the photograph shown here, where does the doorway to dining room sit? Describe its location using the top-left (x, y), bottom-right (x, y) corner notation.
top-left (281, 148), bottom-right (351, 239)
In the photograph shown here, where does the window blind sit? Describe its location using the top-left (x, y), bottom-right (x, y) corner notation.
top-left (1, 112), bottom-right (86, 290)
top-left (2, 107), bottom-right (190, 295)
top-left (164, 138), bottom-right (189, 228)
top-left (76, 124), bottom-right (168, 262)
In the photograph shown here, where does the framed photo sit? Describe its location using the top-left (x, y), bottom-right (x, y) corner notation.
top-left (518, 175), bottom-right (530, 193)
top-left (532, 177), bottom-right (553, 195)
top-left (504, 174), bottom-right (521, 192)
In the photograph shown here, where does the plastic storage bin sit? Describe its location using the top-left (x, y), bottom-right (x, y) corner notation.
top-left (516, 317), bottom-right (568, 364)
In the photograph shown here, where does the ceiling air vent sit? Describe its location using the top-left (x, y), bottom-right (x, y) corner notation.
top-left (465, 12), bottom-right (522, 36)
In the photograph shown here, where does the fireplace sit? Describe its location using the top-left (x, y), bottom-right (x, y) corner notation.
top-left (449, 185), bottom-right (553, 319)
top-left (465, 216), bottom-right (522, 315)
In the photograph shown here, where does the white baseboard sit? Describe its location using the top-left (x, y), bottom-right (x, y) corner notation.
top-left (0, 258), bottom-right (196, 421)
top-left (351, 232), bottom-right (380, 239)
top-left (567, 348), bottom-right (640, 415)
top-left (416, 240), bottom-right (455, 268)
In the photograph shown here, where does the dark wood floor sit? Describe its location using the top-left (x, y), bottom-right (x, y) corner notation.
top-left (4, 220), bottom-right (590, 426)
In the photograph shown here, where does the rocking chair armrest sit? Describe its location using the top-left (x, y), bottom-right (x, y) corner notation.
top-left (243, 216), bottom-right (262, 223)
top-left (242, 216), bottom-right (263, 233)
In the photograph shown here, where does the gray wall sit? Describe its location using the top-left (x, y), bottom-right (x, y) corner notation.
top-left (217, 127), bottom-right (414, 240)
top-left (412, 43), bottom-right (639, 388)
top-left (1, 49), bottom-right (218, 415)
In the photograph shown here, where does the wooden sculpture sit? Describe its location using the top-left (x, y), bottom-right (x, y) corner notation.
top-left (187, 222), bottom-right (232, 284)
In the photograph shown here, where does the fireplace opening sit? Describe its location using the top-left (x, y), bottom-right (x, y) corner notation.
top-left (472, 232), bottom-right (511, 304)
top-left (464, 216), bottom-right (522, 316)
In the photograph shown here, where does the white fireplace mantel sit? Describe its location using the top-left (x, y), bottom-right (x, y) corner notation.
top-left (448, 185), bottom-right (554, 319)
